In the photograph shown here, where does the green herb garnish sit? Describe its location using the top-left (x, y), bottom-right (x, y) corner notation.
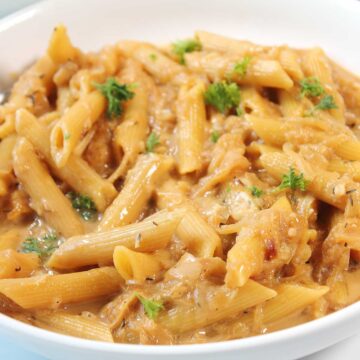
top-left (135, 292), bottom-right (164, 320)
top-left (204, 82), bottom-right (240, 114)
top-left (94, 77), bottom-right (135, 118)
top-left (211, 131), bottom-right (220, 143)
top-left (248, 186), bottom-right (263, 198)
top-left (314, 94), bottom-right (338, 111)
top-left (233, 56), bottom-right (252, 78)
top-left (277, 167), bottom-right (309, 192)
top-left (172, 39), bottom-right (202, 65)
top-left (146, 132), bottom-right (160, 153)
top-left (67, 191), bottom-right (97, 221)
top-left (300, 77), bottom-right (325, 98)
top-left (226, 184), bottom-right (231, 193)
top-left (21, 232), bottom-right (59, 259)
top-left (149, 53), bottom-right (157, 61)
top-left (236, 107), bottom-right (244, 116)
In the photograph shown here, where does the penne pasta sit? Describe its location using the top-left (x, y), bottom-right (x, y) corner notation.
top-left (241, 284), bottom-right (329, 326)
top-left (158, 280), bottom-right (276, 333)
top-left (13, 138), bottom-right (85, 237)
top-left (176, 80), bottom-right (206, 174)
top-left (48, 209), bottom-right (183, 269)
top-left (185, 52), bottom-right (293, 89)
top-left (0, 267), bottom-right (122, 309)
top-left (113, 246), bottom-right (163, 283)
top-left (50, 91), bottom-right (106, 167)
top-left (34, 312), bottom-right (114, 342)
top-left (98, 154), bottom-right (173, 231)
top-left (15, 109), bottom-right (117, 212)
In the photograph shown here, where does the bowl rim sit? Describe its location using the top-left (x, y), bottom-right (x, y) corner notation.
top-left (1, 0), bottom-right (360, 355)
top-left (1, 301), bottom-right (360, 354)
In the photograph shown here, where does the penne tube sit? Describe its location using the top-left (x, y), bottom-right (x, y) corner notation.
top-left (98, 154), bottom-right (173, 231)
top-left (113, 246), bottom-right (163, 283)
top-left (34, 312), bottom-right (114, 342)
top-left (0, 230), bottom-right (21, 251)
top-left (158, 280), bottom-right (276, 333)
top-left (0, 249), bottom-right (40, 279)
top-left (176, 205), bottom-right (223, 257)
top-left (13, 138), bottom-right (85, 237)
top-left (0, 55), bottom-right (56, 139)
top-left (195, 31), bottom-right (266, 55)
top-left (185, 52), bottom-right (293, 89)
top-left (241, 284), bottom-right (329, 326)
top-left (48, 209), bottom-right (183, 269)
top-left (109, 59), bottom-right (149, 183)
top-left (225, 235), bottom-right (264, 288)
top-left (278, 89), bottom-right (305, 117)
top-left (278, 48), bottom-right (304, 81)
top-left (332, 139), bottom-right (360, 162)
top-left (47, 24), bottom-right (79, 64)
top-left (119, 42), bottom-right (186, 84)
top-left (328, 159), bottom-right (360, 181)
top-left (260, 151), bottom-right (349, 210)
top-left (176, 80), bottom-right (206, 174)
top-left (50, 91), bottom-right (106, 167)
top-left (0, 134), bottom-right (17, 172)
top-left (0, 267), bottom-right (122, 309)
top-left (15, 109), bottom-right (117, 212)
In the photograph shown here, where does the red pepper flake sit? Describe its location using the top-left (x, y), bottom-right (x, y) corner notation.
top-left (264, 239), bottom-right (277, 261)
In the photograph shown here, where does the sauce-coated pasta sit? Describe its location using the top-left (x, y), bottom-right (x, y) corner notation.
top-left (0, 25), bottom-right (360, 345)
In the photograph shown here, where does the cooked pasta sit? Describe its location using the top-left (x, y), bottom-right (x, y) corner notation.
top-left (0, 25), bottom-right (359, 345)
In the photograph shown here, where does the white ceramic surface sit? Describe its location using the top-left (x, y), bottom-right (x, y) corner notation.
top-left (0, 0), bottom-right (360, 359)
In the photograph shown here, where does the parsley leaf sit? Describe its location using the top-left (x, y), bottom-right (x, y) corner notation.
top-left (300, 77), bottom-right (325, 98)
top-left (236, 107), bottom-right (244, 116)
top-left (211, 131), bottom-right (220, 143)
top-left (21, 232), bottom-right (59, 259)
top-left (172, 39), bottom-right (202, 65)
top-left (149, 53), bottom-right (157, 61)
top-left (146, 132), bottom-right (160, 153)
top-left (233, 56), bottom-right (252, 78)
top-left (94, 77), bottom-right (135, 118)
top-left (135, 292), bottom-right (164, 320)
top-left (67, 191), bottom-right (97, 221)
top-left (248, 186), bottom-right (263, 198)
top-left (277, 167), bottom-right (309, 192)
top-left (204, 82), bottom-right (240, 114)
top-left (314, 94), bottom-right (338, 111)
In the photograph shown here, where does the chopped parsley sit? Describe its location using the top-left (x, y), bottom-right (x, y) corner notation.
top-left (236, 107), bottom-right (244, 116)
top-left (21, 232), bottom-right (59, 259)
top-left (149, 53), bottom-right (157, 61)
top-left (135, 292), bottom-right (164, 320)
top-left (277, 167), bottom-right (309, 192)
top-left (211, 131), bottom-right (220, 143)
top-left (249, 186), bottom-right (263, 198)
top-left (226, 184), bottom-right (231, 193)
top-left (233, 56), bottom-right (252, 78)
top-left (67, 191), bottom-right (97, 221)
top-left (146, 132), bottom-right (160, 153)
top-left (64, 133), bottom-right (71, 140)
top-left (300, 77), bottom-right (325, 98)
top-left (204, 82), bottom-right (240, 114)
top-left (94, 77), bottom-right (135, 118)
top-left (314, 94), bottom-right (338, 111)
top-left (172, 39), bottom-right (202, 65)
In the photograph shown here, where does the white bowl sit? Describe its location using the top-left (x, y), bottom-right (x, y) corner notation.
top-left (0, 0), bottom-right (360, 359)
